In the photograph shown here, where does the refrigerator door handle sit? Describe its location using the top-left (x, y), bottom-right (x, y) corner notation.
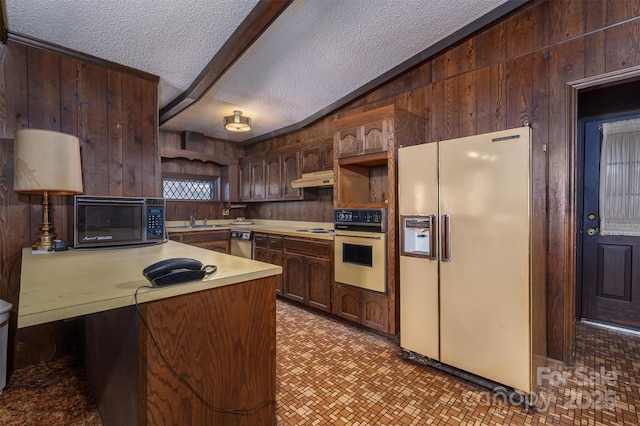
top-left (429, 214), bottom-right (438, 261)
top-left (441, 214), bottom-right (451, 262)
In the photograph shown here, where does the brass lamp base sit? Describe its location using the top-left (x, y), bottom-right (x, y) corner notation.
top-left (32, 191), bottom-right (57, 251)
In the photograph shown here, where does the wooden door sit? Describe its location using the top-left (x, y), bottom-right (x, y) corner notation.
top-left (306, 256), bottom-right (330, 312)
top-left (251, 160), bottom-right (266, 200)
top-left (301, 147), bottom-right (321, 173)
top-left (238, 162), bottom-right (252, 201)
top-left (281, 152), bottom-right (302, 200)
top-left (580, 113), bottom-right (640, 329)
top-left (265, 156), bottom-right (281, 200)
top-left (268, 235), bottom-right (284, 295)
top-left (283, 252), bottom-right (306, 303)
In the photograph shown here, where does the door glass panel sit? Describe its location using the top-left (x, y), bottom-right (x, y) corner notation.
top-left (600, 118), bottom-right (640, 236)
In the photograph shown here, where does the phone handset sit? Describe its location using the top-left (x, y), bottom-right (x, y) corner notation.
top-left (142, 257), bottom-right (217, 287)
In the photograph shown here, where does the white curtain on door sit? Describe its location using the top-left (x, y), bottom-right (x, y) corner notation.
top-left (600, 117), bottom-right (640, 236)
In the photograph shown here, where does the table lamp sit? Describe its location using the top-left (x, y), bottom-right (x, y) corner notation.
top-left (13, 129), bottom-right (83, 251)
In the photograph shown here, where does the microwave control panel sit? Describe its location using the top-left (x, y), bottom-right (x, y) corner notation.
top-left (146, 198), bottom-right (166, 241)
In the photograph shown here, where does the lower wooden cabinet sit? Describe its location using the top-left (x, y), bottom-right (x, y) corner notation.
top-left (168, 230), bottom-right (230, 254)
top-left (254, 233), bottom-right (284, 295)
top-left (282, 237), bottom-right (332, 312)
top-left (333, 283), bottom-right (389, 333)
top-left (255, 233), bottom-right (333, 312)
top-left (283, 252), bottom-right (306, 303)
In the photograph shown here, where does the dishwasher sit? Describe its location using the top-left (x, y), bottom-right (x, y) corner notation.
top-left (230, 230), bottom-right (253, 259)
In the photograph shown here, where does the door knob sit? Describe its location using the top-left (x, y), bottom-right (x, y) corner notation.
top-left (586, 228), bottom-right (598, 236)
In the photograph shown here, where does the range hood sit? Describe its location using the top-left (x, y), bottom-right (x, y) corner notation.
top-left (291, 170), bottom-right (334, 188)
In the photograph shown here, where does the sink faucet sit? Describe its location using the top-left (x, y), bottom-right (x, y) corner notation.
top-left (190, 213), bottom-right (196, 227)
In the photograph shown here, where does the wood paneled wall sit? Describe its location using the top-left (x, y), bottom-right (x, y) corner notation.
top-left (245, 0), bottom-right (640, 361)
top-left (159, 130), bottom-right (245, 221)
top-left (2, 0), bottom-right (639, 368)
top-left (0, 38), bottom-right (159, 368)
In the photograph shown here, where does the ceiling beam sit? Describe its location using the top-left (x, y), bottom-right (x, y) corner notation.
top-left (0, 0), bottom-right (8, 43)
top-left (159, 0), bottom-right (293, 125)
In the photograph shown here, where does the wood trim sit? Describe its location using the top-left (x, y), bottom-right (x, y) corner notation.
top-left (565, 64), bottom-right (640, 366)
top-left (159, 0), bottom-right (293, 124)
top-left (7, 32), bottom-right (159, 83)
top-left (0, 0), bottom-right (7, 44)
top-left (160, 147), bottom-right (237, 166)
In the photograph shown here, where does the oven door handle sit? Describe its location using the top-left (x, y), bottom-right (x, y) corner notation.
top-left (335, 232), bottom-right (382, 240)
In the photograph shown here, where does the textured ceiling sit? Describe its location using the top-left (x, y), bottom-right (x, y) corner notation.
top-left (6, 0), bottom-right (513, 144)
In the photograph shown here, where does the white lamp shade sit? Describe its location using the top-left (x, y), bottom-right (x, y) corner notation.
top-left (13, 129), bottom-right (84, 194)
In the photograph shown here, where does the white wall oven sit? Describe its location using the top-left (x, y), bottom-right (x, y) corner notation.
top-left (334, 208), bottom-right (387, 293)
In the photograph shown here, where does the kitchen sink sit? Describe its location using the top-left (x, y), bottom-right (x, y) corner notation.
top-left (166, 224), bottom-right (218, 230)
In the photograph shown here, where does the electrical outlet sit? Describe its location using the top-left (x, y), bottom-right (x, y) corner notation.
top-left (222, 209), bottom-right (230, 216)
top-left (267, 208), bottom-right (272, 218)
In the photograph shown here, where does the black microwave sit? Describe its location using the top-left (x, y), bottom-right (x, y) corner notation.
top-left (74, 195), bottom-right (166, 249)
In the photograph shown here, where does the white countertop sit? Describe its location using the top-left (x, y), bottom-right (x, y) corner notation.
top-left (18, 240), bottom-right (282, 328)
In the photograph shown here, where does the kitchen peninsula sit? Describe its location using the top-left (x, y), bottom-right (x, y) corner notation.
top-left (18, 240), bottom-right (281, 426)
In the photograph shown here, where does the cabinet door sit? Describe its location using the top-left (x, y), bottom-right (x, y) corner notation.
top-left (283, 252), bottom-right (306, 303)
top-left (362, 120), bottom-right (388, 154)
top-left (306, 256), bottom-right (331, 312)
top-left (238, 162), bottom-right (252, 201)
top-left (335, 127), bottom-right (363, 158)
top-left (362, 291), bottom-right (388, 333)
top-left (251, 160), bottom-right (266, 200)
top-left (333, 283), bottom-right (361, 322)
top-left (281, 152), bottom-right (302, 200)
top-left (269, 249), bottom-right (284, 295)
top-left (301, 147), bottom-right (321, 173)
top-left (321, 143), bottom-right (334, 170)
top-left (254, 246), bottom-right (268, 263)
top-left (265, 156), bottom-right (281, 200)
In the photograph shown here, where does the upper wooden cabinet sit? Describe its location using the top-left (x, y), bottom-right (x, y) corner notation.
top-left (281, 152), bottom-right (302, 199)
top-left (238, 152), bottom-right (303, 202)
top-left (301, 137), bottom-right (333, 173)
top-left (335, 120), bottom-right (390, 159)
top-left (265, 156), bottom-right (281, 199)
top-left (333, 105), bottom-right (424, 208)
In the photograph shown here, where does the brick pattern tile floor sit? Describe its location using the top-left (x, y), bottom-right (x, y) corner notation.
top-left (1, 299), bottom-right (639, 425)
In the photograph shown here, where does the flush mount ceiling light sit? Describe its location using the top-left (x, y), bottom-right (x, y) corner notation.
top-left (223, 110), bottom-right (252, 132)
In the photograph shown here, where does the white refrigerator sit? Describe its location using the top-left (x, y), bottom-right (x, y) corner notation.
top-left (398, 126), bottom-right (545, 395)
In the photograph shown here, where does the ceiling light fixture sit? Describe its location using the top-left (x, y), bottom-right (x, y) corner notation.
top-left (223, 110), bottom-right (252, 132)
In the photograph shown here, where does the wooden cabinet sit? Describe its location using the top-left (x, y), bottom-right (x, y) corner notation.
top-left (238, 161), bottom-right (252, 201)
top-left (237, 153), bottom-right (303, 202)
top-left (282, 237), bottom-right (332, 312)
top-left (281, 152), bottom-right (302, 200)
top-left (254, 233), bottom-right (284, 295)
top-left (251, 159), bottom-right (266, 200)
top-left (332, 283), bottom-right (389, 333)
top-left (335, 120), bottom-right (390, 159)
top-left (283, 252), bottom-right (306, 302)
top-left (333, 105), bottom-right (425, 336)
top-left (321, 143), bottom-right (334, 170)
top-left (265, 156), bottom-right (281, 199)
top-left (301, 138), bottom-right (333, 173)
top-left (168, 230), bottom-right (230, 254)
top-left (301, 147), bottom-right (322, 174)
top-left (334, 283), bottom-right (361, 323)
